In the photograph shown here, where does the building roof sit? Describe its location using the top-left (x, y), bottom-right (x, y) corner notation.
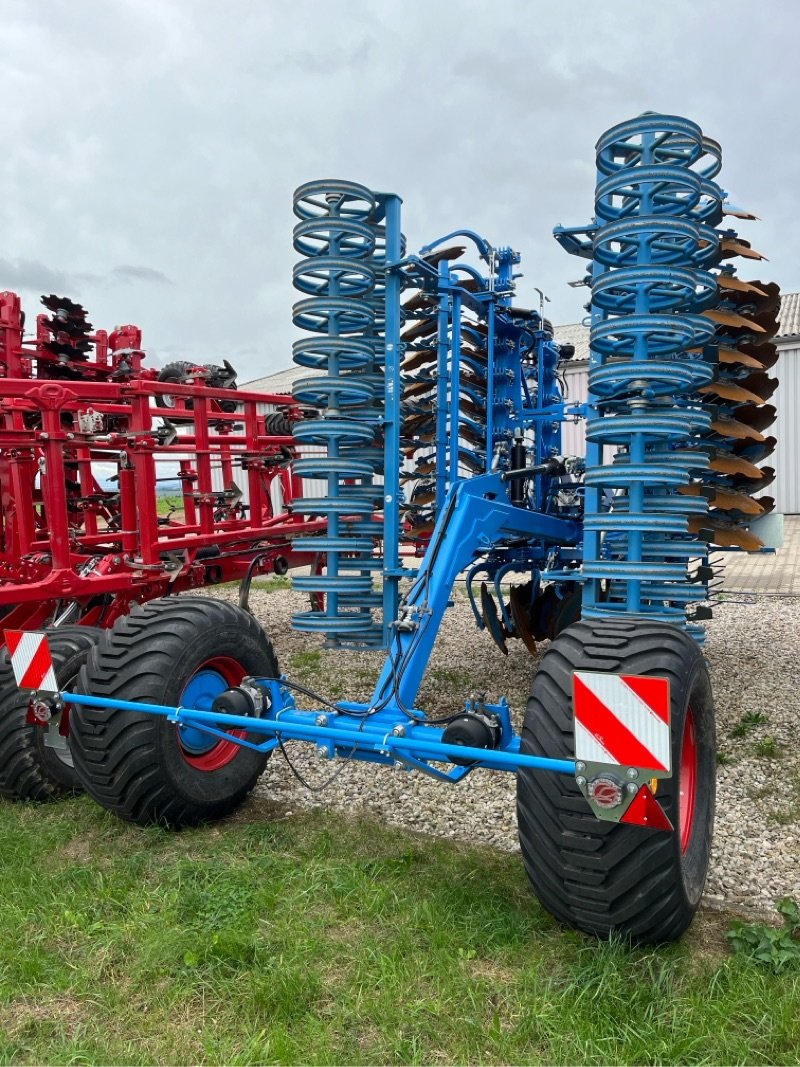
top-left (242, 366), bottom-right (302, 394)
top-left (551, 321), bottom-right (591, 361)
top-left (777, 291), bottom-right (800, 339)
top-left (243, 291), bottom-right (800, 392)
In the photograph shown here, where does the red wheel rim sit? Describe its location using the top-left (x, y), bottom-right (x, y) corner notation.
top-left (679, 705), bottom-right (698, 853)
top-left (178, 655), bottom-right (247, 772)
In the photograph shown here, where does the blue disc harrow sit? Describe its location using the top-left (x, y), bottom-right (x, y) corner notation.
top-left (12, 113), bottom-right (781, 945)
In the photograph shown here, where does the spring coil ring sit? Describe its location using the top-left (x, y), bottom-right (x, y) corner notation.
top-left (583, 114), bottom-right (725, 632)
top-left (290, 179), bottom-right (385, 642)
top-left (335, 223), bottom-right (397, 621)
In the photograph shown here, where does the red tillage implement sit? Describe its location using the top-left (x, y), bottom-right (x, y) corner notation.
top-left (0, 290), bottom-right (321, 800)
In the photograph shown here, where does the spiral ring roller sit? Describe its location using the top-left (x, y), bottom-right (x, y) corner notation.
top-left (581, 114), bottom-right (725, 632)
top-left (290, 180), bottom-right (386, 643)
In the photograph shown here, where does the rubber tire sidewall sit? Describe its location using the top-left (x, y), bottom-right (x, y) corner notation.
top-left (0, 627), bottom-right (100, 801)
top-left (71, 599), bottom-right (276, 827)
top-left (517, 620), bottom-right (716, 943)
top-left (155, 361), bottom-right (195, 410)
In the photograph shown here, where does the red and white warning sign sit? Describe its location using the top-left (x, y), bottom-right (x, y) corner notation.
top-left (573, 671), bottom-right (671, 774)
top-left (4, 630), bottom-right (58, 694)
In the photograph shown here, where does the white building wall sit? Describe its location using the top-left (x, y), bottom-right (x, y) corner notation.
top-left (561, 362), bottom-right (589, 458)
top-left (771, 343), bottom-right (800, 514)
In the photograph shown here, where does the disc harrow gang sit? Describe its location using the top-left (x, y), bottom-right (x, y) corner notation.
top-left (0, 112), bottom-right (783, 945)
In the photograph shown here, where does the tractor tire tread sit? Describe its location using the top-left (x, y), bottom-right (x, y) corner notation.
top-left (517, 618), bottom-right (715, 943)
top-left (70, 598), bottom-right (277, 828)
top-left (0, 626), bottom-right (101, 801)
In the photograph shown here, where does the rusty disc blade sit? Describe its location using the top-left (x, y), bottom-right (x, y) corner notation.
top-left (747, 280), bottom-right (782, 314)
top-left (459, 423), bottom-right (485, 447)
top-left (421, 245), bottom-right (465, 266)
top-left (688, 516), bottom-right (764, 551)
top-left (480, 582), bottom-right (508, 656)
top-left (717, 346), bottom-right (766, 370)
top-left (720, 237), bottom-right (768, 261)
top-left (467, 320), bottom-right (489, 337)
top-left (717, 274), bottom-right (767, 297)
top-left (722, 204), bottom-right (760, 221)
top-left (740, 372), bottom-right (778, 402)
top-left (410, 488), bottom-right (436, 506)
top-left (734, 403), bottom-right (777, 433)
top-left (732, 435), bottom-right (776, 462)
top-left (459, 449), bottom-right (485, 473)
top-left (402, 347), bottom-right (437, 373)
top-left (738, 341), bottom-right (779, 369)
top-left (413, 460), bottom-right (435, 476)
top-left (407, 521), bottom-right (435, 538)
top-left (703, 308), bottom-right (767, 332)
top-left (699, 381), bottom-right (765, 405)
top-left (403, 380), bottom-right (435, 400)
top-left (402, 392), bottom-right (434, 409)
top-left (730, 466), bottom-right (775, 492)
top-left (710, 416), bottom-right (766, 442)
top-left (453, 276), bottom-right (483, 292)
top-left (703, 486), bottom-right (766, 515)
top-left (401, 318), bottom-right (437, 343)
top-left (709, 452), bottom-right (765, 478)
top-left (402, 292), bottom-right (436, 312)
top-left (402, 419), bottom-right (433, 440)
top-left (459, 397), bottom-right (485, 421)
top-left (509, 584), bottom-right (538, 655)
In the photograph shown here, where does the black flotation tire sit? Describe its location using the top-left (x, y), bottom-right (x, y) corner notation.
top-left (0, 626), bottom-right (101, 801)
top-left (155, 361), bottom-right (238, 412)
top-left (517, 618), bottom-right (715, 943)
top-left (155, 361), bottom-right (197, 409)
top-left (69, 597), bottom-right (277, 828)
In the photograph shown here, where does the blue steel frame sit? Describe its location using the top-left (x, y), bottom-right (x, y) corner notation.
top-left (60, 687), bottom-right (575, 782)
top-left (56, 135), bottom-right (726, 786)
top-left (58, 468), bottom-right (580, 784)
top-left (35, 116), bottom-right (731, 798)
top-left (44, 203), bottom-right (590, 787)
top-left (7, 113), bottom-right (750, 852)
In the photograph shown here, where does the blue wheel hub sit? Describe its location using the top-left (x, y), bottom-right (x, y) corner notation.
top-left (178, 669), bottom-right (230, 754)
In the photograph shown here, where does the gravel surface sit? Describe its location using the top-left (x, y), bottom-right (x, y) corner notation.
top-left (208, 582), bottom-right (800, 915)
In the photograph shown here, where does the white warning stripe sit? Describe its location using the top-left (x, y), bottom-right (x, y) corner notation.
top-left (574, 718), bottom-right (617, 765)
top-left (10, 631), bottom-right (44, 681)
top-left (37, 663), bottom-right (58, 694)
top-left (8, 631), bottom-right (58, 693)
top-left (577, 672), bottom-right (670, 771)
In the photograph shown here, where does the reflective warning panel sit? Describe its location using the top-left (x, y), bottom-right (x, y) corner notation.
top-left (573, 672), bottom-right (671, 776)
top-left (4, 630), bottom-right (58, 694)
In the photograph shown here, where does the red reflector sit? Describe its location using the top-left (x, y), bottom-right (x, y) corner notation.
top-left (620, 784), bottom-right (673, 832)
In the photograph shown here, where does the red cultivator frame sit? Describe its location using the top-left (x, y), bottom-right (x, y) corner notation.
top-left (0, 289), bottom-right (319, 635)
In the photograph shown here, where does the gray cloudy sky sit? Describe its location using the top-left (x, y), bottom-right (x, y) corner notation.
top-left (2, 0), bottom-right (799, 383)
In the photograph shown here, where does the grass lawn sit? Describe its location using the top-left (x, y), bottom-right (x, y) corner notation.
top-left (156, 495), bottom-right (184, 517)
top-left (0, 796), bottom-right (797, 1066)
